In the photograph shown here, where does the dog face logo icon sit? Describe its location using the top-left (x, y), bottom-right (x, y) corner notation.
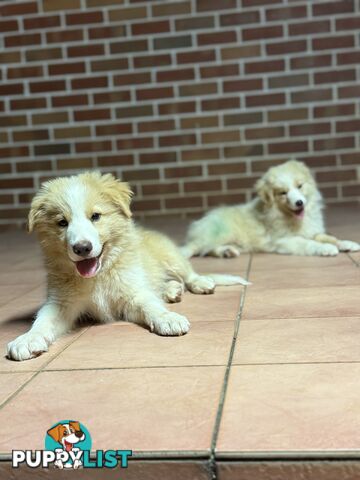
top-left (45, 420), bottom-right (91, 469)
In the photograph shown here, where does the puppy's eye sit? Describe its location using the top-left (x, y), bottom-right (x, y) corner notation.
top-left (91, 212), bottom-right (101, 222)
top-left (280, 191), bottom-right (287, 196)
top-left (298, 184), bottom-right (303, 189)
top-left (58, 219), bottom-right (68, 227)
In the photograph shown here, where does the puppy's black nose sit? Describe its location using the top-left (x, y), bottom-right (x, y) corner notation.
top-left (73, 241), bottom-right (92, 257)
top-left (75, 430), bottom-right (84, 438)
top-left (296, 200), bottom-right (303, 207)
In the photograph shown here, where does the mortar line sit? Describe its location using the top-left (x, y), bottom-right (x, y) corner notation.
top-left (209, 254), bottom-right (253, 479)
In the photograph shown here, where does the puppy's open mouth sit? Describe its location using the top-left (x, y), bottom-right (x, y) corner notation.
top-left (293, 206), bottom-right (305, 218)
top-left (75, 246), bottom-right (104, 278)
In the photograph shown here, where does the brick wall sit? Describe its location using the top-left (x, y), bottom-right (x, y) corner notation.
top-left (0, 0), bottom-right (359, 230)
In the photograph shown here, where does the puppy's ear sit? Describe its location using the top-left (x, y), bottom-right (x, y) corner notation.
top-left (69, 421), bottom-right (81, 432)
top-left (100, 174), bottom-right (133, 218)
top-left (288, 159), bottom-right (315, 184)
top-left (255, 177), bottom-right (273, 205)
top-left (27, 188), bottom-right (47, 233)
top-left (47, 424), bottom-right (63, 443)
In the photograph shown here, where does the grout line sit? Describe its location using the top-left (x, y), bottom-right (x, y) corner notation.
top-left (347, 252), bottom-right (359, 267)
top-left (209, 254), bottom-right (253, 478)
top-left (0, 326), bottom-right (90, 412)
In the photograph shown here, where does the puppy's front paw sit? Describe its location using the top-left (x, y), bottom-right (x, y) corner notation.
top-left (151, 311), bottom-right (190, 336)
top-left (337, 240), bottom-right (360, 252)
top-left (212, 245), bottom-right (241, 258)
top-left (316, 244), bottom-right (339, 256)
top-left (7, 332), bottom-right (49, 361)
top-left (187, 275), bottom-right (215, 295)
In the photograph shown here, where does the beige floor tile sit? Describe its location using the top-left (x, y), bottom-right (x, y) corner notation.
top-left (45, 321), bottom-right (234, 371)
top-left (0, 287), bottom-right (46, 321)
top-left (0, 461), bottom-right (211, 480)
top-left (249, 264), bottom-right (359, 290)
top-left (0, 284), bottom-right (37, 307)
top-left (217, 363), bottom-right (360, 452)
top-left (217, 461), bottom-right (360, 480)
top-left (243, 286), bottom-right (359, 320)
top-left (191, 255), bottom-right (250, 276)
top-left (0, 366), bottom-right (225, 453)
top-left (250, 253), bottom-right (353, 271)
top-left (169, 287), bottom-right (243, 323)
top-left (349, 251), bottom-right (360, 265)
top-left (0, 372), bottom-right (34, 406)
top-left (0, 270), bottom-right (45, 286)
top-left (234, 317), bottom-right (360, 364)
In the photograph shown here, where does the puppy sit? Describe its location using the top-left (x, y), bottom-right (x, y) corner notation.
top-left (7, 172), bottom-right (248, 361)
top-left (47, 421), bottom-right (85, 469)
top-left (183, 160), bottom-right (360, 258)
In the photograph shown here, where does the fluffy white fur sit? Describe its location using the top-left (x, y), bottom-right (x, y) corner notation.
top-left (7, 172), bottom-right (248, 361)
top-left (183, 160), bottom-right (360, 258)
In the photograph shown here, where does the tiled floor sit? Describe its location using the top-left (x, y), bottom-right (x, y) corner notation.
top-left (0, 206), bottom-right (359, 479)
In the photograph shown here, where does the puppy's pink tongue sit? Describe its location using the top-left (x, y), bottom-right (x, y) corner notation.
top-left (76, 258), bottom-right (98, 278)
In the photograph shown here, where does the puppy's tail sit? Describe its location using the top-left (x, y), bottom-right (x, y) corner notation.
top-left (180, 243), bottom-right (198, 258)
top-left (208, 273), bottom-right (251, 286)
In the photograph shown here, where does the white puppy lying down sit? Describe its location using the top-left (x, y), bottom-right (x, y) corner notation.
top-left (183, 160), bottom-right (360, 258)
top-left (7, 172), bottom-right (249, 361)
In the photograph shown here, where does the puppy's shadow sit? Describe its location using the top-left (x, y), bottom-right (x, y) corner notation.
top-left (1, 310), bottom-right (36, 329)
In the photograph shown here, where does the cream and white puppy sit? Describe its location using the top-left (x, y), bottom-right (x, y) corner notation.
top-left (7, 172), bottom-right (248, 361)
top-left (183, 160), bottom-right (360, 258)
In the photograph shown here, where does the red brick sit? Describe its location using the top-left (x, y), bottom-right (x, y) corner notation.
top-left (268, 73), bottom-right (309, 89)
top-left (177, 49), bottom-right (215, 64)
top-left (337, 51), bottom-right (360, 65)
top-left (13, 129), bottom-right (49, 142)
top-left (152, 2), bottom-right (190, 17)
top-left (208, 162), bottom-right (246, 175)
top-left (200, 64), bottom-right (239, 79)
top-left (165, 165), bottom-right (202, 178)
top-left (117, 137), bottom-right (153, 150)
top-left (289, 20), bottom-right (330, 36)
top-left (95, 123), bottom-right (132, 136)
top-left (336, 119), bottom-right (360, 133)
top-left (338, 85), bottom-right (360, 99)
top-left (266, 40), bottom-right (306, 55)
top-left (142, 183), bottom-right (179, 195)
top-left (30, 80), bottom-right (65, 93)
top-left (0, 20), bottom-right (19, 32)
top-left (75, 141), bottom-right (112, 153)
top-left (68, 45), bottom-right (104, 58)
top-left (220, 11), bottom-right (260, 26)
top-left (0, 146), bottom-right (29, 158)
top-left (315, 69), bottom-right (356, 84)
top-left (202, 130), bottom-right (240, 144)
top-left (138, 120), bottom-right (175, 133)
top-left (224, 145), bottom-right (263, 158)
top-left (289, 122), bottom-right (331, 136)
top-left (269, 141), bottom-right (308, 154)
top-left (181, 115), bottom-right (218, 130)
top-left (139, 152), bottom-right (177, 164)
top-left (185, 179), bottom-right (221, 193)
top-left (313, 1), bottom-right (354, 16)
top-left (32, 112), bottom-right (68, 125)
top-left (246, 126), bottom-right (284, 140)
top-left (0, 84), bottom-right (23, 95)
top-left (123, 169), bottom-right (159, 182)
top-left (74, 109), bottom-right (111, 122)
top-left (114, 72), bottom-right (151, 86)
top-left (24, 15), bottom-right (60, 29)
top-left (159, 134), bottom-right (196, 147)
top-left (47, 29), bottom-right (83, 43)
top-left (159, 101), bottom-right (196, 115)
top-left (0, 51), bottom-right (20, 62)
top-left (16, 160), bottom-right (51, 172)
top-left (180, 83), bottom-right (217, 97)
top-left (34, 143), bottom-right (70, 156)
top-left (0, 2), bottom-right (37, 16)
top-left (196, 0), bottom-right (236, 11)
top-left (7, 65), bottom-right (43, 79)
top-left (224, 78), bottom-right (262, 92)
top-left (0, 178), bottom-right (33, 189)
top-left (243, 25), bottom-right (283, 41)
top-left (175, 16), bottom-right (215, 31)
top-left (97, 154), bottom-right (134, 168)
top-left (207, 193), bottom-right (245, 206)
top-left (71, 76), bottom-right (108, 90)
top-left (314, 137), bottom-right (355, 151)
top-left (165, 197), bottom-right (203, 210)
top-left (43, 0), bottom-right (80, 11)
top-left (66, 11), bottom-right (103, 25)
top-left (245, 59), bottom-right (284, 74)
top-left (314, 103), bottom-right (355, 118)
top-left (89, 25), bottom-right (126, 40)
top-left (132, 200), bottom-right (161, 212)
top-left (340, 153), bottom-right (360, 165)
top-left (291, 88), bottom-right (332, 104)
top-left (49, 62), bottom-right (85, 76)
top-left (227, 176), bottom-right (259, 190)
top-left (266, 6), bottom-right (307, 21)
top-left (157, 68), bottom-right (195, 82)
top-left (110, 39), bottom-right (148, 54)
top-left (55, 126), bottom-right (91, 139)
top-left (342, 185), bottom-right (360, 197)
top-left (291, 54), bottom-right (331, 70)
top-left (93, 91), bottom-right (131, 104)
top-left (0, 115), bottom-right (27, 127)
top-left (312, 35), bottom-right (354, 51)
top-left (182, 148), bottom-right (220, 162)
top-left (11, 98), bottom-right (46, 110)
top-left (224, 111), bottom-right (262, 126)
top-left (336, 17), bottom-right (360, 30)
top-left (134, 54), bottom-right (171, 68)
top-left (132, 20), bottom-right (170, 35)
top-left (154, 35), bottom-right (192, 50)
top-left (316, 168), bottom-right (356, 182)
top-left (136, 86), bottom-right (173, 101)
top-left (202, 97), bottom-right (240, 111)
top-left (5, 32), bottom-right (40, 47)
top-left (198, 30), bottom-right (237, 46)
top-left (116, 105), bottom-right (153, 118)
top-left (92, 58), bottom-right (129, 72)
top-left (52, 94), bottom-right (88, 108)
top-left (298, 155), bottom-right (336, 168)
top-left (246, 93), bottom-right (285, 108)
